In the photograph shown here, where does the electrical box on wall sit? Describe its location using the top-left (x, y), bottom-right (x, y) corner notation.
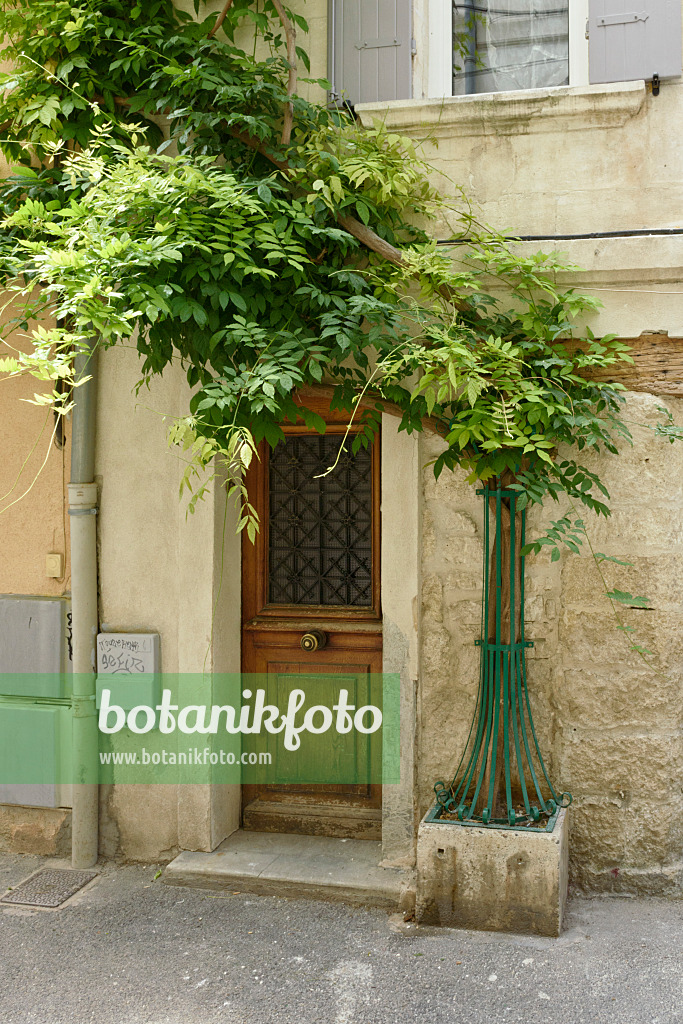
top-left (0, 596), bottom-right (72, 696)
top-left (0, 703), bottom-right (71, 807)
top-left (0, 595), bottom-right (73, 808)
top-left (95, 633), bottom-right (161, 712)
top-left (45, 553), bottom-right (64, 578)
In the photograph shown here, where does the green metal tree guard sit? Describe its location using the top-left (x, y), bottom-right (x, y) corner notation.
top-left (433, 479), bottom-right (571, 828)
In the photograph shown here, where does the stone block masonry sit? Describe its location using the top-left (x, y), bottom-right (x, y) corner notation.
top-left (418, 392), bottom-right (683, 897)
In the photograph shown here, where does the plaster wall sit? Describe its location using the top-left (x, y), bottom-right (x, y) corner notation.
top-left (380, 415), bottom-right (420, 869)
top-left (357, 81), bottom-right (683, 337)
top-left (95, 345), bottom-right (241, 862)
top-left (0, 303), bottom-right (70, 598)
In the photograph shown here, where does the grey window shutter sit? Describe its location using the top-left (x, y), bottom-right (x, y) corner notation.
top-left (330, 0), bottom-right (412, 105)
top-left (588, 0), bottom-right (682, 83)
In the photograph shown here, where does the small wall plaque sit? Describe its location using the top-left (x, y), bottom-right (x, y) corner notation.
top-left (96, 633), bottom-right (160, 711)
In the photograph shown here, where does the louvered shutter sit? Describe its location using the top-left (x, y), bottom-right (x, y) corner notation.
top-left (588, 0), bottom-right (682, 83)
top-left (330, 0), bottom-right (412, 105)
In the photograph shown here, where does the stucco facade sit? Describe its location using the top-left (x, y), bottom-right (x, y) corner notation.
top-left (1, 1), bottom-right (682, 902)
top-left (0, 305), bottom-right (70, 599)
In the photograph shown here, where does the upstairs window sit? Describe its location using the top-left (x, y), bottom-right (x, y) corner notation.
top-left (452, 0), bottom-right (569, 94)
top-left (330, 0), bottom-right (682, 105)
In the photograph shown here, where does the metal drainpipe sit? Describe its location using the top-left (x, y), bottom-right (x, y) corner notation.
top-left (464, 0), bottom-right (477, 94)
top-left (68, 340), bottom-right (99, 869)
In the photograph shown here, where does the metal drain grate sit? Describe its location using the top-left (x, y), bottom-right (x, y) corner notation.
top-left (0, 869), bottom-right (97, 908)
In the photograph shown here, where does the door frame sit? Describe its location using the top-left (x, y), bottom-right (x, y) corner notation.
top-left (240, 398), bottom-right (383, 837)
top-left (187, 400), bottom-right (420, 866)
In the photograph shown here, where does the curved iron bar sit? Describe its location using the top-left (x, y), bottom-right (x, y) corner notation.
top-left (433, 480), bottom-right (572, 827)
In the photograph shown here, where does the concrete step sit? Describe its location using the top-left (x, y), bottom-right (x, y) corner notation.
top-left (163, 830), bottom-right (404, 909)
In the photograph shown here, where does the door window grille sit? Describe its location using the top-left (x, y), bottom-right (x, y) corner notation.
top-left (268, 436), bottom-right (373, 606)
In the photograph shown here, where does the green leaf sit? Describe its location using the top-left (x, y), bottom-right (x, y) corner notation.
top-left (466, 378), bottom-right (479, 407)
top-left (607, 590), bottom-right (651, 608)
top-left (355, 200), bottom-right (370, 225)
top-left (594, 553), bottom-right (633, 566)
top-left (257, 182), bottom-right (272, 204)
top-left (38, 98), bottom-right (60, 127)
top-left (630, 644), bottom-right (654, 656)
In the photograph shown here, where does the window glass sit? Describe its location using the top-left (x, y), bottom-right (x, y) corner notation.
top-left (453, 0), bottom-right (569, 94)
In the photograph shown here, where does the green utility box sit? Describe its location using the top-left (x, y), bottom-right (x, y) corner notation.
top-left (0, 595), bottom-right (73, 806)
top-left (0, 699), bottom-right (72, 789)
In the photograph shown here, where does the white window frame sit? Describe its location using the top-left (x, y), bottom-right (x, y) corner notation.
top-left (421, 0), bottom-right (590, 98)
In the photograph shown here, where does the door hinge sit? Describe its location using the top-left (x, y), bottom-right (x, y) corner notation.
top-left (596, 11), bottom-right (649, 27)
top-left (355, 37), bottom-right (400, 50)
top-left (411, 37), bottom-right (417, 57)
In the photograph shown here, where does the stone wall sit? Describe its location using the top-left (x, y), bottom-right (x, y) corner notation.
top-left (418, 393), bottom-right (683, 893)
top-left (0, 804), bottom-right (71, 858)
top-left (359, 64), bottom-right (683, 896)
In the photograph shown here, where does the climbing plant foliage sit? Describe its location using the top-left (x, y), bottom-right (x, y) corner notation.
top-left (0, 0), bottom-right (680, 564)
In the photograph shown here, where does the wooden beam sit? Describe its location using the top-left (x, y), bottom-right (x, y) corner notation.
top-left (297, 334), bottom-right (682, 439)
top-left (569, 332), bottom-right (683, 397)
top-left (295, 385), bottom-right (445, 435)
top-left (300, 332), bottom-right (683, 427)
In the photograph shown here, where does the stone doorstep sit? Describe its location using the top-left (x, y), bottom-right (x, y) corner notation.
top-left (162, 830), bottom-right (406, 910)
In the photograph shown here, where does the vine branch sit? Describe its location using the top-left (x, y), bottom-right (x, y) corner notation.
top-left (207, 0), bottom-right (234, 40)
top-left (223, 126), bottom-right (469, 310)
top-left (269, 0), bottom-right (297, 145)
top-left (107, 95), bottom-right (467, 309)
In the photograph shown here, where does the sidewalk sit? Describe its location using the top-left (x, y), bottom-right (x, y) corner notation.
top-left (0, 852), bottom-right (680, 1024)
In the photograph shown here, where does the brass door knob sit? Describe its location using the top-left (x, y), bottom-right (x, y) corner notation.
top-left (300, 630), bottom-right (327, 652)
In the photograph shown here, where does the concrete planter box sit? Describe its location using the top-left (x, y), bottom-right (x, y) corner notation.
top-left (416, 806), bottom-right (569, 936)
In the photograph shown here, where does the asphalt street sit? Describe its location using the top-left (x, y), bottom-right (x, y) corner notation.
top-left (0, 853), bottom-right (681, 1024)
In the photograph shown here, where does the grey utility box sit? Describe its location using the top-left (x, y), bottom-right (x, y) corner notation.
top-left (0, 596), bottom-right (72, 696)
top-left (0, 595), bottom-right (73, 808)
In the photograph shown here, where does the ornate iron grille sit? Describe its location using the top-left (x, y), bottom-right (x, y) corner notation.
top-left (268, 435), bottom-right (373, 606)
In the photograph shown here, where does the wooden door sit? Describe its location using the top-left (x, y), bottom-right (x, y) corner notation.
top-left (241, 400), bottom-right (382, 839)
